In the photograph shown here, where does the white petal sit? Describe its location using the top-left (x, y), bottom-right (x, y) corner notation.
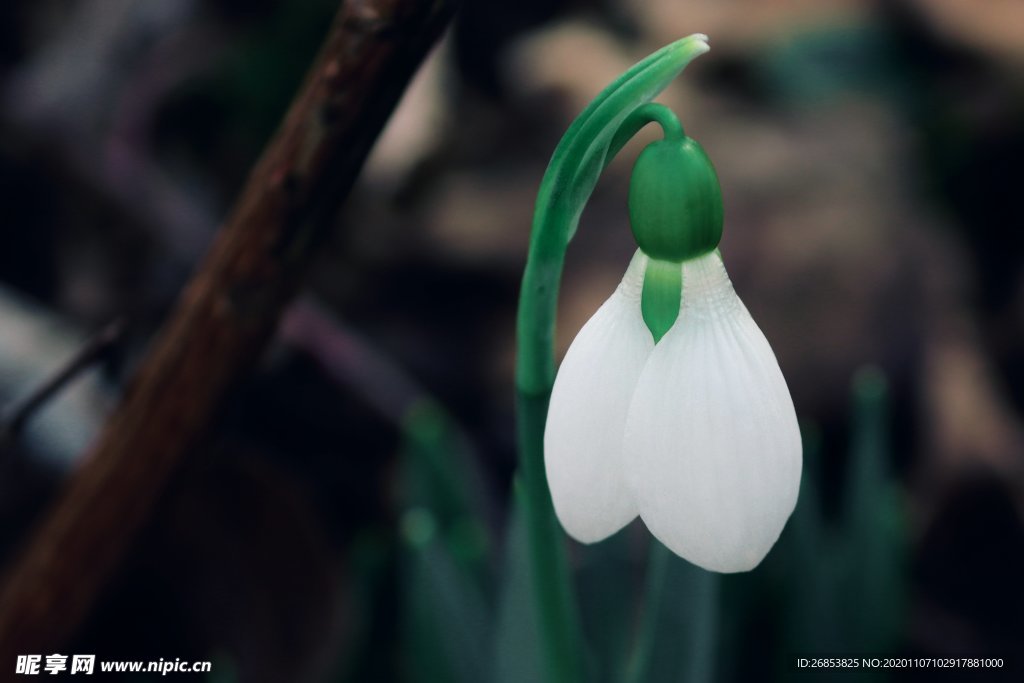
top-left (545, 250), bottom-right (653, 543)
top-left (625, 252), bottom-right (801, 572)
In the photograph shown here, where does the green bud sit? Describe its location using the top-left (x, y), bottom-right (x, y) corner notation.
top-left (628, 137), bottom-right (723, 262)
top-left (641, 257), bottom-right (682, 343)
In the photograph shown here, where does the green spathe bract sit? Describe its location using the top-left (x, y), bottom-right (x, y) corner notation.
top-left (629, 137), bottom-right (723, 262)
top-left (514, 35), bottom-right (710, 683)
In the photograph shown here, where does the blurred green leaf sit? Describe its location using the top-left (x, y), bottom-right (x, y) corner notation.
top-left (776, 369), bottom-right (907, 683)
top-left (841, 367), bottom-right (906, 653)
top-left (402, 400), bottom-right (484, 527)
top-left (778, 425), bottom-right (848, 677)
top-left (576, 531), bottom-right (636, 683)
top-left (401, 508), bottom-right (492, 683)
top-left (491, 498), bottom-right (546, 683)
top-left (401, 399), bottom-right (493, 595)
top-left (757, 24), bottom-right (906, 107)
top-left (626, 541), bottom-right (719, 683)
top-left (335, 528), bottom-right (398, 683)
top-left (396, 395), bottom-right (496, 682)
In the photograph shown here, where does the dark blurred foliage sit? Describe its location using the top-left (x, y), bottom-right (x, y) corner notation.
top-left (1, 1), bottom-right (1023, 681)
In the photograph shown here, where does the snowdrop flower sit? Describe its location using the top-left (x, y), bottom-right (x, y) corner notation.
top-left (544, 133), bottom-right (801, 573)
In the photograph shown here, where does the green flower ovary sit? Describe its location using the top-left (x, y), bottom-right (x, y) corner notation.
top-left (628, 137), bottom-right (723, 262)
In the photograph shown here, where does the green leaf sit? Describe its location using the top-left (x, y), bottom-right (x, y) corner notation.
top-left (397, 402), bottom-right (495, 683)
top-left (575, 531), bottom-right (636, 682)
top-left (625, 541), bottom-right (719, 683)
top-left (402, 400), bottom-right (485, 528)
top-left (335, 528), bottom-right (398, 682)
top-left (491, 501), bottom-right (546, 683)
top-left (841, 366), bottom-right (906, 653)
top-left (401, 509), bottom-right (492, 683)
top-left (775, 370), bottom-right (908, 676)
top-left (401, 399), bottom-right (492, 594)
top-left (777, 425), bottom-right (848, 657)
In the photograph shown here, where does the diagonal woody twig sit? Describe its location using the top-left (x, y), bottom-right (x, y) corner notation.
top-left (0, 0), bottom-right (458, 664)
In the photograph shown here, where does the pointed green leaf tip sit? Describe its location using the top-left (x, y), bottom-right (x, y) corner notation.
top-left (517, 34), bottom-right (710, 395)
top-left (629, 137), bottom-right (723, 262)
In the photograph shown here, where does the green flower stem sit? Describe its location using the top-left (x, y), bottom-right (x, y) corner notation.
top-left (514, 395), bottom-right (584, 682)
top-left (514, 36), bottom-right (709, 683)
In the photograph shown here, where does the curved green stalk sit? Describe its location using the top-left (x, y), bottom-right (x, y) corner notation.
top-left (513, 35), bottom-right (710, 683)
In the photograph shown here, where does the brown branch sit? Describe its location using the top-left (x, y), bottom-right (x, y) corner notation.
top-left (0, 0), bottom-right (458, 665)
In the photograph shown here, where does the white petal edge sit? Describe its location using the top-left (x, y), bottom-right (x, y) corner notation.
top-left (624, 251), bottom-right (801, 572)
top-left (545, 250), bottom-right (653, 543)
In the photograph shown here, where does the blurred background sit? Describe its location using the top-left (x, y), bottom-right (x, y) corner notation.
top-left (0, 0), bottom-right (1022, 681)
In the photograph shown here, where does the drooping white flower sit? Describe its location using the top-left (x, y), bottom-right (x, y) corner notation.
top-left (544, 249), bottom-right (801, 573)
